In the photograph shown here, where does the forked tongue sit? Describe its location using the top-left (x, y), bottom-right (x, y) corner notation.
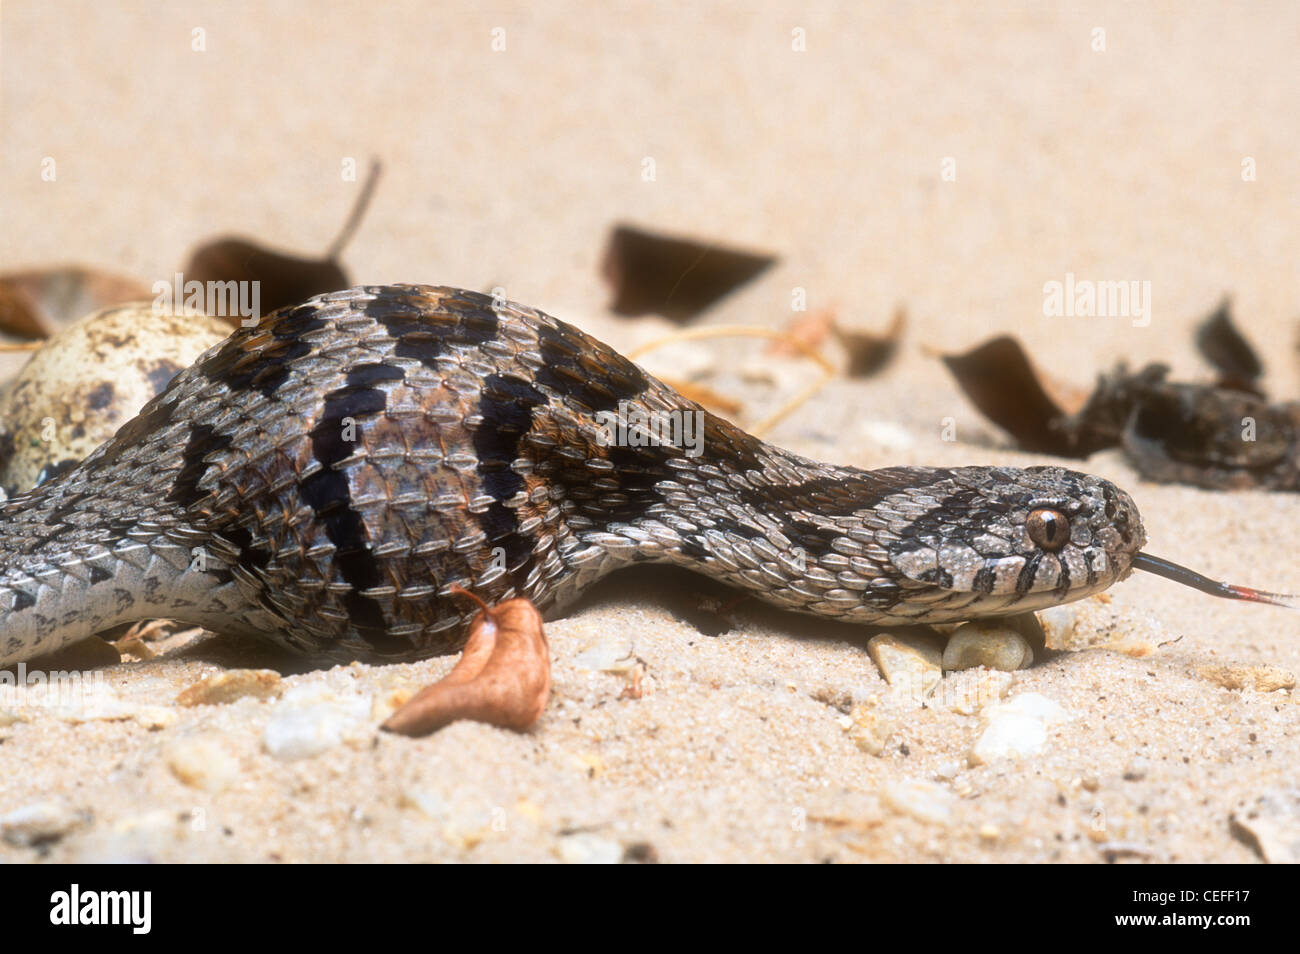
top-left (1131, 552), bottom-right (1292, 607)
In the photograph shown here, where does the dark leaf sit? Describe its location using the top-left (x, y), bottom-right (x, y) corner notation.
top-left (184, 159), bottom-right (381, 322)
top-left (1195, 298), bottom-right (1263, 393)
top-left (940, 336), bottom-right (1092, 456)
top-left (0, 267), bottom-right (151, 339)
top-left (835, 305), bottom-right (905, 377)
top-left (601, 224), bottom-right (776, 320)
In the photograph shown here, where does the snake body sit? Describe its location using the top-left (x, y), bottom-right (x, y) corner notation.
top-left (0, 284), bottom-right (1147, 667)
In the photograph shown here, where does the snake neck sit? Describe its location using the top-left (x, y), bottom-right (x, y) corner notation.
top-left (536, 387), bottom-right (922, 623)
top-left (0, 442), bottom-right (270, 666)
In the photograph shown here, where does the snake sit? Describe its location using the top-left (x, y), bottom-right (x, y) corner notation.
top-left (0, 284), bottom-right (1285, 668)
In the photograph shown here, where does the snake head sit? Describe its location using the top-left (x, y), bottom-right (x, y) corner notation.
top-left (883, 465), bottom-right (1147, 617)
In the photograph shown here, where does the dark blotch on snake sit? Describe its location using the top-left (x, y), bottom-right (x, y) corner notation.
top-left (299, 362), bottom-right (408, 652)
top-left (473, 373), bottom-right (545, 577)
top-left (1016, 552), bottom-right (1044, 595)
top-left (169, 424), bottom-right (231, 508)
top-left (971, 564), bottom-right (998, 594)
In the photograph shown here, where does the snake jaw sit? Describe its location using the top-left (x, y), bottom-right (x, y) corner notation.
top-left (1130, 552), bottom-right (1292, 607)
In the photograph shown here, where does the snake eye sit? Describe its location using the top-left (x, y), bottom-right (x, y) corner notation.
top-left (1027, 508), bottom-right (1070, 551)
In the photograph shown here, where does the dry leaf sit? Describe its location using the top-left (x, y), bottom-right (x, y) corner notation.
top-left (940, 336), bottom-right (1094, 456)
top-left (0, 267), bottom-right (151, 339)
top-left (834, 305), bottom-right (906, 377)
top-left (601, 223), bottom-right (776, 320)
top-left (381, 588), bottom-right (551, 736)
top-left (1195, 298), bottom-right (1263, 393)
top-left (184, 160), bottom-right (381, 322)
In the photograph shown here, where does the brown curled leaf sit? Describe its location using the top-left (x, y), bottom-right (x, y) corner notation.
top-left (0, 267), bottom-right (152, 339)
top-left (1194, 297), bottom-right (1263, 393)
top-left (381, 590), bottom-right (551, 737)
top-left (601, 223), bottom-right (776, 320)
top-left (184, 159), bottom-right (381, 323)
top-left (939, 336), bottom-right (1094, 457)
top-left (834, 305), bottom-right (906, 377)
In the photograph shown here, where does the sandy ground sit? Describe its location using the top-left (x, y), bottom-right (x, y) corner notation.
top-left (1, 1), bottom-right (1298, 863)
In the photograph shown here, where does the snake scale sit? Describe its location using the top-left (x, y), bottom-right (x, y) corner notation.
top-left (0, 284), bottom-right (1283, 668)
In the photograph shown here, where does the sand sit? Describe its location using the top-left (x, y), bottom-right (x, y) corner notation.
top-left (1, 1), bottom-right (1297, 863)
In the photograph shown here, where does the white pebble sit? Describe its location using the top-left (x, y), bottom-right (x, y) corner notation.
top-left (0, 801), bottom-right (86, 847)
top-left (942, 621), bottom-right (1033, 672)
top-left (166, 737), bottom-right (240, 792)
top-left (1037, 604), bottom-right (1079, 647)
top-left (572, 631), bottom-right (636, 672)
top-left (1231, 790), bottom-right (1300, 864)
top-left (262, 684), bottom-right (372, 760)
top-left (968, 693), bottom-right (1070, 766)
top-left (880, 778), bottom-right (955, 825)
top-left (69, 810), bottom-right (188, 864)
top-left (556, 832), bottom-right (623, 864)
top-left (868, 631), bottom-right (943, 699)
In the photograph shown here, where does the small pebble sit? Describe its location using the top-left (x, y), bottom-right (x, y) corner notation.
top-left (1122, 756), bottom-right (1150, 781)
top-left (943, 620), bottom-right (1033, 672)
top-left (572, 631), bottom-right (637, 672)
top-left (968, 692), bottom-right (1069, 766)
top-left (68, 810), bottom-right (186, 864)
top-left (1195, 663), bottom-right (1296, 693)
top-left (262, 684), bottom-right (372, 760)
top-left (555, 832), bottom-right (623, 864)
top-left (0, 801), bottom-right (86, 847)
top-left (857, 420), bottom-right (917, 451)
top-left (622, 842), bottom-right (659, 863)
top-left (867, 631), bottom-right (943, 698)
top-left (846, 701), bottom-right (893, 756)
top-left (400, 789), bottom-right (448, 820)
top-left (1229, 789), bottom-right (1300, 864)
top-left (880, 778), bottom-right (954, 825)
top-left (166, 737), bottom-right (240, 792)
top-left (177, 669), bottom-right (284, 706)
top-left (0, 709), bottom-right (31, 727)
top-left (1036, 604), bottom-right (1079, 648)
top-left (46, 693), bottom-right (176, 728)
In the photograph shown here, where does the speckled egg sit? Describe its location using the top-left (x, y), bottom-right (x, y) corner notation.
top-left (0, 302), bottom-right (230, 497)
